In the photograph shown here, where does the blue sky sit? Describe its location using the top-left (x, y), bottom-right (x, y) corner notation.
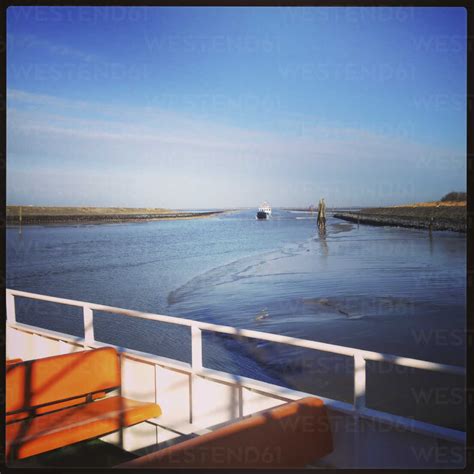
top-left (7, 7), bottom-right (467, 208)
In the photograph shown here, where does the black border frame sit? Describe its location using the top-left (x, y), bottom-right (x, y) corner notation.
top-left (0, 2), bottom-right (471, 473)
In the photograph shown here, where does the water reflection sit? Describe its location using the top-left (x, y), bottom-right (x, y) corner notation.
top-left (318, 226), bottom-right (329, 257)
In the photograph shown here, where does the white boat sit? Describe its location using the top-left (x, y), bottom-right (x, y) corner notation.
top-left (256, 201), bottom-right (272, 219)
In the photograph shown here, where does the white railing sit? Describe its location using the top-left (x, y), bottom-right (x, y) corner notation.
top-left (6, 288), bottom-right (466, 444)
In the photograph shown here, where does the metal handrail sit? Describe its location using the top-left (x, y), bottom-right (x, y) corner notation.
top-left (6, 287), bottom-right (466, 441)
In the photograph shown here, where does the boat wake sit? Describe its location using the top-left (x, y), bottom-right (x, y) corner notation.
top-left (167, 246), bottom-right (299, 308)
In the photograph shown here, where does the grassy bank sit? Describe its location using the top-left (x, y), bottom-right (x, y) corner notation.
top-left (7, 206), bottom-right (174, 216)
top-left (333, 201), bottom-right (466, 233)
top-left (6, 206), bottom-right (227, 225)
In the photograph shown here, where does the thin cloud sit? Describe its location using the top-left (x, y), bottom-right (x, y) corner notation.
top-left (7, 89), bottom-right (466, 207)
top-left (8, 33), bottom-right (99, 63)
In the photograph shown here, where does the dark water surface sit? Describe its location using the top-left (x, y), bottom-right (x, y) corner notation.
top-left (7, 209), bottom-right (466, 429)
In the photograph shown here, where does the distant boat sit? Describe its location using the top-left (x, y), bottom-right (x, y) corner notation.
top-left (256, 202), bottom-right (272, 219)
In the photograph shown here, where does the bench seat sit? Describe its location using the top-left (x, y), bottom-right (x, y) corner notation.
top-left (6, 347), bottom-right (162, 461)
top-left (117, 396), bottom-right (333, 468)
top-left (7, 396), bottom-right (161, 460)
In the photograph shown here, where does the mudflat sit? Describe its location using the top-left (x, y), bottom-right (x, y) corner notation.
top-left (333, 201), bottom-right (466, 232)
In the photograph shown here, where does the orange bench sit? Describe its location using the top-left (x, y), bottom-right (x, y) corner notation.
top-left (6, 358), bottom-right (23, 366)
top-left (117, 396), bottom-right (333, 468)
top-left (6, 347), bottom-right (162, 461)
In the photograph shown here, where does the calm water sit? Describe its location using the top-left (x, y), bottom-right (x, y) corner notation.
top-left (6, 209), bottom-right (466, 429)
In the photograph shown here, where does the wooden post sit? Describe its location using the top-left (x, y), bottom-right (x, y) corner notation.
top-left (317, 198), bottom-right (326, 230)
top-left (322, 198), bottom-right (326, 228)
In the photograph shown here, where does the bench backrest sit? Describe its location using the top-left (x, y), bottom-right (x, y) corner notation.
top-left (117, 396), bottom-right (333, 468)
top-left (6, 347), bottom-right (120, 419)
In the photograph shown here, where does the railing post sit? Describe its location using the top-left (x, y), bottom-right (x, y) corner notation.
top-left (83, 306), bottom-right (95, 345)
top-left (191, 325), bottom-right (202, 371)
top-left (353, 352), bottom-right (366, 468)
top-left (353, 352), bottom-right (366, 410)
top-left (6, 291), bottom-right (16, 323)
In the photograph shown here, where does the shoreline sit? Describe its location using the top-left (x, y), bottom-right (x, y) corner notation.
top-left (6, 207), bottom-right (230, 226)
top-left (333, 201), bottom-right (466, 233)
